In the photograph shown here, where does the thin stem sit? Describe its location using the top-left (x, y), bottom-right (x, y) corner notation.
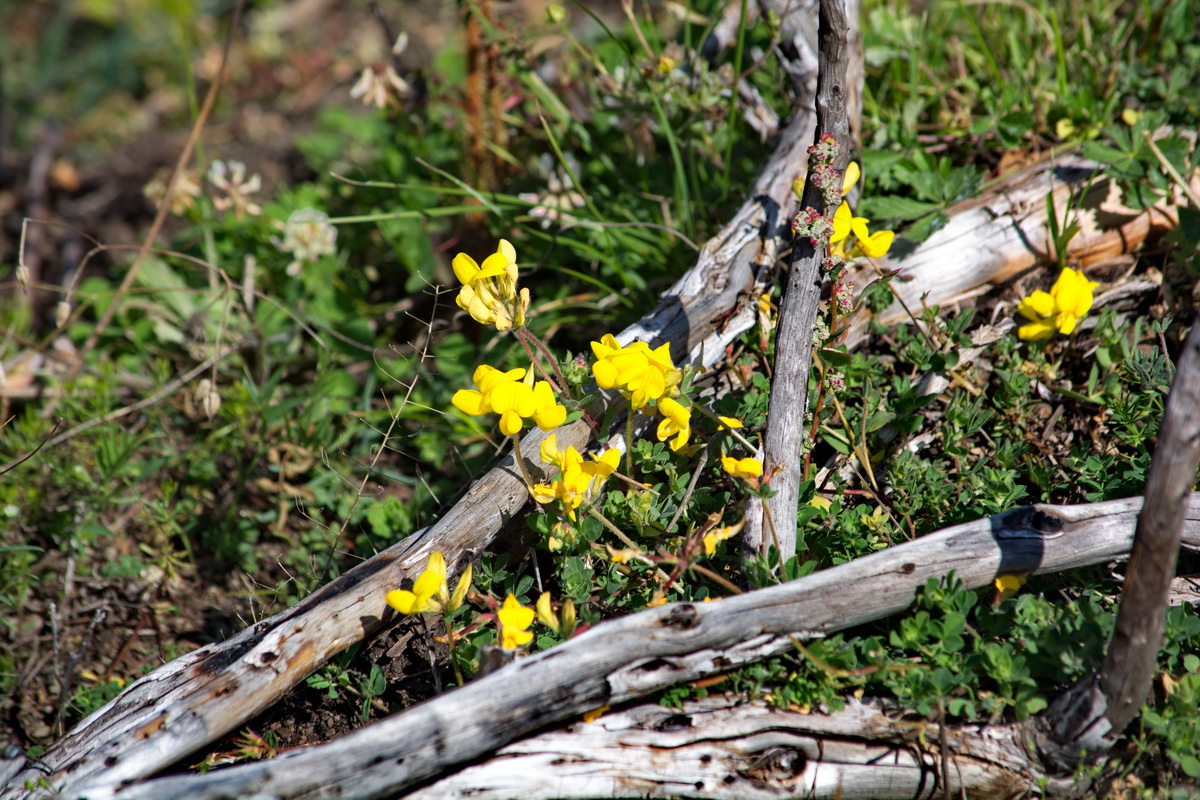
top-left (443, 616), bottom-right (466, 687)
top-left (588, 508), bottom-right (671, 584)
top-left (511, 435), bottom-right (536, 490)
top-left (625, 412), bottom-right (635, 478)
top-left (518, 328), bottom-right (571, 399)
top-left (761, 500), bottom-right (785, 577)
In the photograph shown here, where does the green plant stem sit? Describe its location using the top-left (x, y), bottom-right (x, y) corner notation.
top-left (587, 508), bottom-right (671, 584)
top-left (1142, 131), bottom-right (1200, 209)
top-left (761, 499), bottom-right (784, 577)
top-left (625, 412), bottom-right (635, 478)
top-left (443, 614), bottom-right (466, 687)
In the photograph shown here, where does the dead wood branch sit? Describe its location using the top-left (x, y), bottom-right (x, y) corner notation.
top-left (757, 0), bottom-right (853, 566)
top-left (64, 495), bottom-right (1200, 800)
top-left (742, 148), bottom-right (1198, 556)
top-left (842, 150), bottom-right (1199, 348)
top-left (403, 696), bottom-right (1038, 800)
top-left (1035, 321), bottom-right (1200, 771)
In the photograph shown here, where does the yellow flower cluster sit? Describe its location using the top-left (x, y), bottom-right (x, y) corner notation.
top-left (1017, 268), bottom-right (1098, 341)
top-left (386, 551), bottom-right (472, 615)
top-left (591, 334), bottom-right (681, 409)
top-left (531, 434), bottom-right (620, 521)
top-left (452, 364), bottom-right (567, 436)
top-left (453, 239), bottom-right (530, 332)
top-left (591, 334), bottom-right (693, 452)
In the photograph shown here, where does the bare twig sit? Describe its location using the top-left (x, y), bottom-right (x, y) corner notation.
top-left (754, 0), bottom-right (852, 567)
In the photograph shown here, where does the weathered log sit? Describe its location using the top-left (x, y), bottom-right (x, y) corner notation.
top-left (741, 145), bottom-right (1199, 555)
top-left (402, 696), bottom-right (1043, 800)
top-left (62, 495), bottom-right (1200, 800)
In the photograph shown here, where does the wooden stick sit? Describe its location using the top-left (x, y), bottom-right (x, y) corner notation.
top-left (755, 0), bottom-right (852, 566)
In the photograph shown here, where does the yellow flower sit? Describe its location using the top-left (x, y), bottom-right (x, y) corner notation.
top-left (655, 396), bottom-right (692, 452)
top-left (1017, 268), bottom-right (1099, 341)
top-left (497, 594), bottom-right (534, 650)
top-left (451, 364), bottom-right (567, 436)
top-left (831, 201), bottom-right (871, 246)
top-left (854, 229), bottom-right (895, 258)
top-left (385, 551), bottom-right (472, 614)
top-left (532, 434), bottom-right (620, 520)
top-left (590, 334), bottom-right (681, 409)
top-left (717, 416), bottom-right (744, 430)
top-left (452, 239), bottom-right (531, 332)
top-left (994, 573), bottom-right (1027, 601)
top-left (702, 517), bottom-right (745, 555)
top-left (721, 456), bottom-right (763, 480)
top-left (1121, 108), bottom-right (1143, 126)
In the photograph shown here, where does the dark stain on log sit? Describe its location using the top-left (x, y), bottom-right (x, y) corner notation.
top-left (900, 562), bottom-right (916, 574)
top-left (636, 658), bottom-right (680, 674)
top-left (194, 632), bottom-right (266, 676)
top-left (1028, 509), bottom-right (1064, 535)
top-left (658, 604), bottom-right (700, 630)
top-left (654, 713), bottom-right (693, 731)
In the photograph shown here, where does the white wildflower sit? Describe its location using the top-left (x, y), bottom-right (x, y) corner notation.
top-left (274, 209), bottom-right (338, 276)
top-left (208, 160), bottom-right (263, 219)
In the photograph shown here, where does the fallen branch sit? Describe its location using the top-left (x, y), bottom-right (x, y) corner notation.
top-left (64, 495), bottom-right (1200, 800)
top-left (402, 695), bottom-right (1040, 800)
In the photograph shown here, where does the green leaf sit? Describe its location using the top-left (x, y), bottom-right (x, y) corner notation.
top-left (860, 195), bottom-right (943, 221)
top-left (817, 347), bottom-right (851, 367)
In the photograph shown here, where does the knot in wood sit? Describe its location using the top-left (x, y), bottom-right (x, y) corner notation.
top-left (658, 604), bottom-right (700, 630)
top-left (740, 746), bottom-right (807, 784)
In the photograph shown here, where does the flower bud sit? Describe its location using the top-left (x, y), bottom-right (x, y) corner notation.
top-left (54, 301), bottom-right (71, 329)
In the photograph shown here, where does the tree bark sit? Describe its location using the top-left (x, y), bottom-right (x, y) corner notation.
top-left (57, 496), bottom-right (1200, 800)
